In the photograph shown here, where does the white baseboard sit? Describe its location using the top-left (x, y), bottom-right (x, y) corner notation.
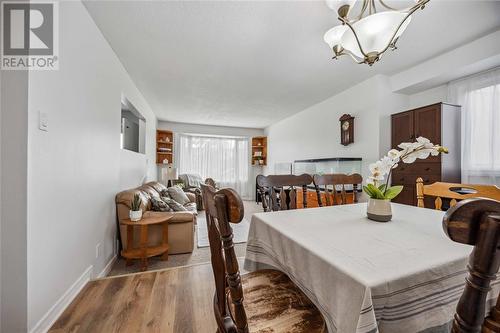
top-left (29, 255), bottom-right (118, 333)
top-left (97, 255), bottom-right (117, 278)
top-left (29, 265), bottom-right (93, 333)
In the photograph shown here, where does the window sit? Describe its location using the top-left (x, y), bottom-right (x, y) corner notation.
top-left (448, 68), bottom-right (500, 185)
top-left (176, 134), bottom-right (251, 198)
top-left (466, 85), bottom-right (500, 170)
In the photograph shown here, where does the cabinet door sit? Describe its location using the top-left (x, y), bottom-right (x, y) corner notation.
top-left (391, 111), bottom-right (414, 148)
top-left (414, 105), bottom-right (441, 144)
top-left (392, 185), bottom-right (415, 206)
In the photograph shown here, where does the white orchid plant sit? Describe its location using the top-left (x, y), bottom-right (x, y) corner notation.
top-left (363, 137), bottom-right (448, 200)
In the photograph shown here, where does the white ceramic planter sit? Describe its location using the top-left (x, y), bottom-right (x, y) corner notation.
top-left (367, 198), bottom-right (392, 222)
top-left (129, 210), bottom-right (142, 222)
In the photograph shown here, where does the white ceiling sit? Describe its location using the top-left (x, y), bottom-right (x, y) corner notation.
top-left (84, 0), bottom-right (500, 128)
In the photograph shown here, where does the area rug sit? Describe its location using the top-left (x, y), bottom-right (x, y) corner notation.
top-left (197, 215), bottom-right (250, 248)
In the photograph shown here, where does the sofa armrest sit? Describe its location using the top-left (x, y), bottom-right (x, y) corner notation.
top-left (185, 192), bottom-right (196, 203)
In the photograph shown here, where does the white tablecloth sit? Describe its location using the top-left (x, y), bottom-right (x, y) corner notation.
top-left (244, 203), bottom-right (500, 333)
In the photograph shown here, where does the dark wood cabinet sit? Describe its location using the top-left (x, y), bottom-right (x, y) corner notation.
top-left (396, 186), bottom-right (416, 206)
top-left (414, 105), bottom-right (441, 144)
top-left (391, 111), bottom-right (414, 147)
top-left (391, 103), bottom-right (461, 206)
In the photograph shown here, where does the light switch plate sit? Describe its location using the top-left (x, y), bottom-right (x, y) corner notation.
top-left (39, 111), bottom-right (48, 131)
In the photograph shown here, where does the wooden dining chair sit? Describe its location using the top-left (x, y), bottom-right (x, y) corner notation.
top-left (416, 178), bottom-right (500, 210)
top-left (256, 174), bottom-right (313, 212)
top-left (200, 183), bottom-right (326, 333)
top-left (205, 177), bottom-right (218, 189)
top-left (442, 198), bottom-right (500, 333)
top-left (313, 173), bottom-right (363, 207)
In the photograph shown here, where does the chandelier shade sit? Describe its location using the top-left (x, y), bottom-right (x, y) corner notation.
top-left (323, 25), bottom-right (348, 49)
top-left (325, 0), bottom-right (357, 17)
top-left (341, 12), bottom-right (411, 60)
top-left (323, 0), bottom-right (428, 65)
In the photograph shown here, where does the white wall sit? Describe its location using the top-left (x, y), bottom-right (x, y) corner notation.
top-left (264, 75), bottom-right (408, 181)
top-left (390, 30), bottom-right (500, 95)
top-left (408, 85), bottom-right (448, 109)
top-left (158, 120), bottom-right (264, 138)
top-left (1, 66), bottom-right (29, 333)
top-left (264, 81), bottom-right (467, 184)
top-left (26, 2), bottom-right (157, 332)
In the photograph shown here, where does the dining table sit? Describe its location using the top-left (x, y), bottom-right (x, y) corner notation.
top-left (244, 202), bottom-right (500, 333)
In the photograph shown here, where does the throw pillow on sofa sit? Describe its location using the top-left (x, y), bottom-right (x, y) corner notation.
top-left (167, 186), bottom-right (191, 205)
top-left (159, 189), bottom-right (170, 198)
top-left (163, 197), bottom-right (188, 212)
top-left (151, 197), bottom-right (173, 212)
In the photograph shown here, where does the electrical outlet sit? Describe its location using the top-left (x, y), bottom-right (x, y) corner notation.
top-left (95, 243), bottom-right (101, 259)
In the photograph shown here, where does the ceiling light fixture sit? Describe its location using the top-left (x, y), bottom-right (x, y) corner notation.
top-left (324, 0), bottom-right (429, 65)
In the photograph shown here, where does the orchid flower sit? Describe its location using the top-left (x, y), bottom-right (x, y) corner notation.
top-left (364, 137), bottom-right (448, 200)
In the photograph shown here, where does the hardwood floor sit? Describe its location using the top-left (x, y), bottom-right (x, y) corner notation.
top-left (50, 200), bottom-right (262, 332)
top-left (49, 263), bottom-right (217, 333)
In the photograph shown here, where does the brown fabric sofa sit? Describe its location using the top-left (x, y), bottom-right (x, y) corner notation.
top-left (115, 181), bottom-right (196, 255)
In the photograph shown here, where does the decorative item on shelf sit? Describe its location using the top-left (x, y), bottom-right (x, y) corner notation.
top-left (163, 158), bottom-right (169, 164)
top-left (129, 193), bottom-right (143, 221)
top-left (166, 137), bottom-right (170, 143)
top-left (253, 156), bottom-right (263, 165)
top-left (254, 151), bottom-right (262, 157)
top-left (323, 0), bottom-right (429, 65)
top-left (174, 180), bottom-right (185, 189)
top-left (165, 166), bottom-right (178, 187)
top-left (364, 137), bottom-right (448, 222)
top-left (339, 113), bottom-right (354, 146)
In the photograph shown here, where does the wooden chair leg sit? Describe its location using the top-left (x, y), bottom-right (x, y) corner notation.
top-left (126, 225), bottom-right (134, 266)
top-left (140, 225), bottom-right (148, 271)
top-left (161, 222), bottom-right (169, 261)
top-left (484, 296), bottom-right (500, 332)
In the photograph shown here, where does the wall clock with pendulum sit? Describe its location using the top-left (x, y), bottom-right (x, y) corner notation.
top-left (339, 114), bottom-right (354, 146)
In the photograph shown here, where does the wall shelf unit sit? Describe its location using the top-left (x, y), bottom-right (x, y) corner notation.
top-left (156, 130), bottom-right (173, 164)
top-left (251, 136), bottom-right (267, 166)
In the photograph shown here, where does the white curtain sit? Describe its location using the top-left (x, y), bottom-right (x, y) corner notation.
top-left (448, 67), bottom-right (500, 185)
top-left (176, 133), bottom-right (252, 199)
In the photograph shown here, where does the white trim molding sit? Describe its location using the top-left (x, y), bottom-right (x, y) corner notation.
top-left (29, 254), bottom-right (118, 333)
top-left (29, 265), bottom-right (93, 333)
top-left (97, 255), bottom-right (117, 279)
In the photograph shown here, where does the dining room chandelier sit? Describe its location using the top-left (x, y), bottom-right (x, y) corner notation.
top-left (323, 0), bottom-right (429, 65)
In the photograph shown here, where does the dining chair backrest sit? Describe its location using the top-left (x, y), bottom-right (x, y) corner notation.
top-left (416, 178), bottom-right (500, 210)
top-left (204, 177), bottom-right (217, 189)
top-left (313, 173), bottom-right (363, 207)
top-left (443, 198), bottom-right (500, 333)
top-left (256, 174), bottom-right (313, 212)
top-left (200, 183), bottom-right (248, 333)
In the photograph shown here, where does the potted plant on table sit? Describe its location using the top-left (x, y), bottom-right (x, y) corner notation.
top-left (364, 137), bottom-right (448, 222)
top-left (129, 193), bottom-right (143, 222)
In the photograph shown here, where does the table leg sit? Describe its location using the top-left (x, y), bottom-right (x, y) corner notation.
top-left (140, 224), bottom-right (148, 271)
top-left (161, 221), bottom-right (169, 261)
top-left (126, 225), bottom-right (133, 266)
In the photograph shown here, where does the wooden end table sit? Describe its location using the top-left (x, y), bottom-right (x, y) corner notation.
top-left (120, 215), bottom-right (173, 271)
